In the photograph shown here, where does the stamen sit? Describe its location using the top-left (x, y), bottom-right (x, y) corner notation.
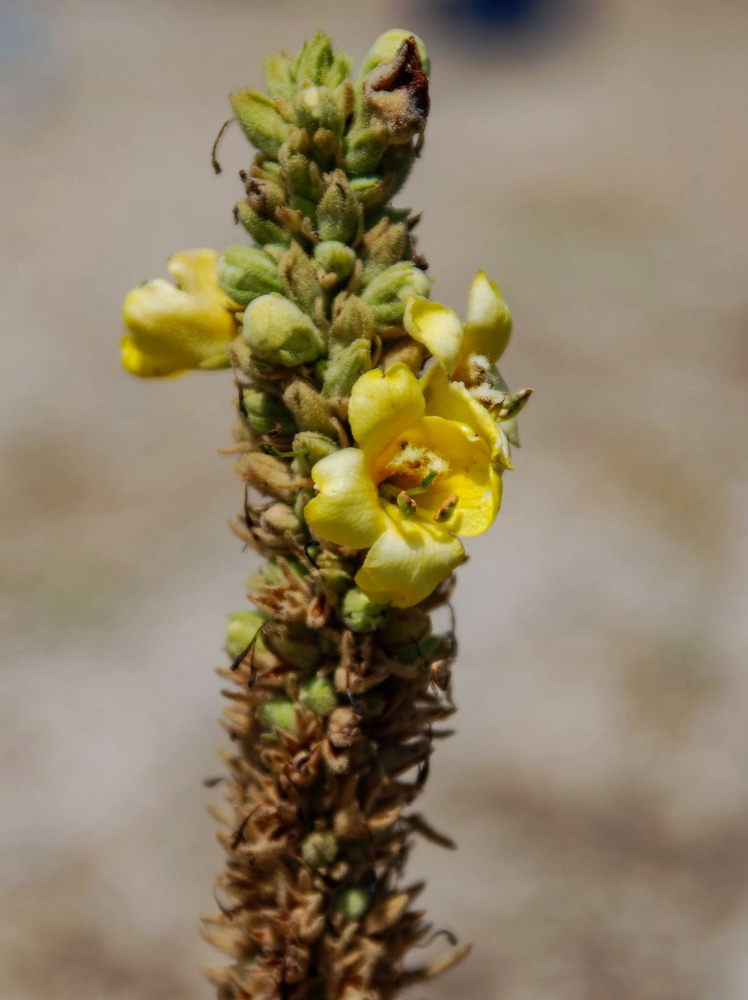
top-left (397, 491), bottom-right (417, 518)
top-left (433, 494), bottom-right (458, 523)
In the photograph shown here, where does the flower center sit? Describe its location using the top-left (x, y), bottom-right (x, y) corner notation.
top-left (377, 440), bottom-right (457, 522)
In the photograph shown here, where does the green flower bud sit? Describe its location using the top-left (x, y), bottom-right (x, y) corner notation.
top-left (324, 51), bottom-right (353, 90)
top-left (295, 86), bottom-right (344, 137)
top-left (265, 624), bottom-right (321, 671)
top-left (218, 247), bottom-right (282, 307)
top-left (225, 610), bottom-right (267, 660)
top-left (341, 587), bottom-right (387, 633)
top-left (361, 262), bottom-right (430, 324)
top-left (235, 199), bottom-right (289, 248)
top-left (317, 171), bottom-right (362, 244)
top-left (382, 607), bottom-right (431, 647)
top-left (241, 388), bottom-right (296, 435)
top-left (279, 244), bottom-right (323, 316)
top-left (293, 431), bottom-right (339, 473)
top-left (358, 29), bottom-right (430, 80)
top-left (295, 30), bottom-right (334, 87)
top-left (230, 89), bottom-right (291, 158)
top-left (360, 221), bottom-right (408, 284)
top-left (301, 830), bottom-right (338, 868)
top-left (280, 147), bottom-right (323, 202)
top-left (282, 379), bottom-right (338, 436)
top-left (397, 633), bottom-right (448, 666)
top-left (349, 174), bottom-right (395, 208)
top-left (335, 887), bottom-right (370, 921)
top-left (299, 675), bottom-right (338, 716)
top-left (329, 295), bottom-right (375, 345)
top-left (243, 294), bottom-right (324, 366)
top-left (263, 50), bottom-right (296, 102)
top-left (256, 696), bottom-right (298, 736)
top-left (314, 241), bottom-right (356, 282)
top-left (343, 120), bottom-right (388, 176)
top-left (322, 338), bottom-right (371, 398)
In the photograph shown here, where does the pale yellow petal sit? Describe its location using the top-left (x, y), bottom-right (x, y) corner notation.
top-left (304, 448), bottom-right (384, 549)
top-left (349, 364), bottom-right (425, 464)
top-left (461, 270), bottom-right (512, 365)
top-left (420, 364), bottom-right (499, 455)
top-left (120, 335), bottom-right (185, 378)
top-left (167, 249), bottom-right (231, 299)
top-left (355, 503), bottom-right (465, 608)
top-left (415, 416), bottom-right (500, 536)
top-left (403, 297), bottom-right (463, 375)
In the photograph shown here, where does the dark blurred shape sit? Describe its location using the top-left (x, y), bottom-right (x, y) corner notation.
top-left (427, 0), bottom-right (580, 42)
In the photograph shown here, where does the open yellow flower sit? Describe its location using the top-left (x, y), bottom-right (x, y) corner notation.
top-left (404, 269), bottom-right (511, 380)
top-left (304, 363), bottom-right (501, 607)
top-left (404, 271), bottom-right (517, 468)
top-left (121, 249), bottom-right (237, 377)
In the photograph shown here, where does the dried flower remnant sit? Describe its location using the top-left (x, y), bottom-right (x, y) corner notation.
top-left (119, 27), bottom-right (529, 1000)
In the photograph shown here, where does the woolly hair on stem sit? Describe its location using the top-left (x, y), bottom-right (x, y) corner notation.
top-left (119, 27), bottom-right (530, 1000)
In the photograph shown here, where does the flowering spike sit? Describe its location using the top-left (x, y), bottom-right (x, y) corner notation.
top-left (119, 27), bottom-right (529, 1000)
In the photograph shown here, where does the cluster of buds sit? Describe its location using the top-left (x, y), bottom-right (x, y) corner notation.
top-left (120, 28), bottom-right (528, 1000)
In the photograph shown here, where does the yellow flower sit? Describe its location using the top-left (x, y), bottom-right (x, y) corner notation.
top-left (121, 249), bottom-right (237, 377)
top-left (404, 271), bottom-right (516, 468)
top-left (403, 269), bottom-right (511, 381)
top-left (304, 363), bottom-right (501, 607)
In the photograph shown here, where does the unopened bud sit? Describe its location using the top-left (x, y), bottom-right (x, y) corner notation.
top-left (335, 887), bottom-right (369, 921)
top-left (259, 502), bottom-right (304, 544)
top-left (256, 696), bottom-right (298, 736)
top-left (342, 587), bottom-right (387, 633)
top-left (322, 338), bottom-right (371, 398)
top-left (295, 86), bottom-right (344, 137)
top-left (301, 830), bottom-right (338, 868)
top-left (243, 293), bottom-right (324, 366)
top-left (263, 51), bottom-right (295, 101)
top-left (265, 624), bottom-right (321, 671)
top-left (278, 244), bottom-right (322, 316)
top-left (360, 220), bottom-right (408, 284)
top-left (317, 171), bottom-right (363, 244)
top-left (230, 89), bottom-right (291, 158)
top-left (361, 262), bottom-right (430, 324)
top-left (382, 607), bottom-right (431, 648)
top-left (295, 30), bottom-right (334, 87)
top-left (283, 379), bottom-right (338, 436)
top-left (299, 674), bottom-right (338, 716)
top-left (330, 295), bottom-right (375, 345)
top-left (235, 199), bottom-right (288, 248)
top-left (241, 388), bottom-right (296, 435)
top-left (314, 241), bottom-right (356, 282)
top-left (358, 29), bottom-right (430, 80)
top-left (293, 431), bottom-right (339, 473)
top-left (218, 246), bottom-right (282, 307)
top-left (324, 50), bottom-right (353, 90)
top-left (342, 120), bottom-right (388, 176)
top-left (225, 610), bottom-right (267, 660)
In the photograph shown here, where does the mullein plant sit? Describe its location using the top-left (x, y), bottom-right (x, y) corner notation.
top-left (120, 28), bottom-right (529, 1000)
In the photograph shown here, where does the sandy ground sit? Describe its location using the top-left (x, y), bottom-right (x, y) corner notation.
top-left (1, 0), bottom-right (747, 997)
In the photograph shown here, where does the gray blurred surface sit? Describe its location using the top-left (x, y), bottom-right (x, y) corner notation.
top-left (1, 0), bottom-right (747, 997)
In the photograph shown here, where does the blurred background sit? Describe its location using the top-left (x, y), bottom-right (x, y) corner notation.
top-left (2, 0), bottom-right (747, 997)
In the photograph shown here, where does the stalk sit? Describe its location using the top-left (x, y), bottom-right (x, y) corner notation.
top-left (119, 28), bottom-right (529, 1000)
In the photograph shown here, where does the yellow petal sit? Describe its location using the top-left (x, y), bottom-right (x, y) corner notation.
top-left (120, 334), bottom-right (185, 378)
top-left (305, 448), bottom-right (384, 549)
top-left (415, 416), bottom-right (501, 536)
top-left (349, 364), bottom-right (425, 466)
top-left (403, 297), bottom-right (463, 375)
top-left (167, 249), bottom-right (228, 296)
top-left (420, 364), bottom-right (499, 456)
top-left (355, 503), bottom-right (465, 608)
top-left (121, 249), bottom-right (236, 378)
top-left (461, 270), bottom-right (512, 366)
